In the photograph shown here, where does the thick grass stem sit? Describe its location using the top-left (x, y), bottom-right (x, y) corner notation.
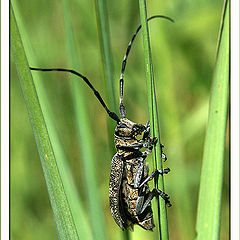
top-left (11, 5), bottom-right (79, 240)
top-left (195, 0), bottom-right (229, 239)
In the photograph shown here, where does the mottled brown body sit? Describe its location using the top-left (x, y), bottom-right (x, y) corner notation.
top-left (109, 118), bottom-right (155, 230)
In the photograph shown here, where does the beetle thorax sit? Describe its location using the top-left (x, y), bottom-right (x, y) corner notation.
top-left (114, 118), bottom-right (145, 155)
top-left (114, 118), bottom-right (145, 138)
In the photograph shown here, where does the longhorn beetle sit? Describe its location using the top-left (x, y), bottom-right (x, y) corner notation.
top-left (30, 15), bottom-right (173, 231)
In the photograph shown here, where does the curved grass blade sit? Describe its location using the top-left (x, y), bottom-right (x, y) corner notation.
top-left (195, 0), bottom-right (229, 239)
top-left (11, 5), bottom-right (79, 240)
top-left (138, 0), bottom-right (169, 239)
top-left (11, 1), bottom-right (92, 238)
top-left (60, 0), bottom-right (108, 239)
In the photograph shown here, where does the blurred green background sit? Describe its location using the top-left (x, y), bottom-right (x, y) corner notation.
top-left (10, 0), bottom-right (229, 239)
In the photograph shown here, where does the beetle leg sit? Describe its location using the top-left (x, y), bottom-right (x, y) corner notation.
top-left (160, 144), bottom-right (168, 162)
top-left (143, 136), bottom-right (157, 147)
top-left (142, 120), bottom-right (151, 140)
top-left (141, 137), bottom-right (157, 156)
top-left (162, 153), bottom-right (167, 161)
top-left (142, 145), bottom-right (167, 162)
top-left (142, 147), bottom-right (153, 156)
top-left (136, 195), bottom-right (145, 215)
top-left (142, 145), bottom-right (154, 156)
top-left (136, 188), bottom-right (171, 215)
top-left (146, 120), bottom-right (150, 128)
top-left (139, 168), bottom-right (170, 188)
top-left (142, 139), bottom-right (168, 163)
top-left (142, 122), bottom-right (168, 161)
top-left (133, 160), bottom-right (145, 188)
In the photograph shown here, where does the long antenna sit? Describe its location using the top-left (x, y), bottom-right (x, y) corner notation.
top-left (30, 67), bottom-right (120, 123)
top-left (119, 15), bottom-right (174, 118)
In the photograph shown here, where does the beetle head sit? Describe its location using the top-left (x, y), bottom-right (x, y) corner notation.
top-left (115, 118), bottom-right (145, 138)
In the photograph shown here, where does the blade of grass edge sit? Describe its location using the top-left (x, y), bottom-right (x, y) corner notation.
top-left (11, 1), bottom-right (92, 238)
top-left (138, 1), bottom-right (169, 240)
top-left (11, 1), bottom-right (93, 238)
top-left (60, 0), bottom-right (108, 239)
top-left (195, 0), bottom-right (229, 239)
top-left (11, 5), bottom-right (79, 240)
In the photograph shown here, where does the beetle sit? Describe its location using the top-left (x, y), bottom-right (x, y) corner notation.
top-left (30, 15), bottom-right (173, 231)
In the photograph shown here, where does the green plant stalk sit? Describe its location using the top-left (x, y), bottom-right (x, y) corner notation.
top-left (11, 6), bottom-right (79, 240)
top-left (11, 1), bottom-right (92, 238)
top-left (138, 0), bottom-right (169, 239)
top-left (94, 0), bottom-right (117, 153)
top-left (60, 0), bottom-right (108, 240)
top-left (152, 77), bottom-right (168, 237)
top-left (195, 0), bottom-right (229, 239)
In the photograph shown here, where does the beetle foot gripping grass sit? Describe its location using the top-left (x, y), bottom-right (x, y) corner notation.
top-left (30, 15), bottom-right (173, 231)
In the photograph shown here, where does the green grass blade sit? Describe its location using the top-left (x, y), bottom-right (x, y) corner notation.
top-left (60, 0), bottom-right (108, 239)
top-left (11, 5), bottom-right (79, 240)
top-left (11, 1), bottom-right (92, 238)
top-left (138, 1), bottom-right (169, 239)
top-left (94, 0), bottom-right (117, 153)
top-left (195, 0), bottom-right (229, 239)
top-left (93, 1), bottom-right (131, 239)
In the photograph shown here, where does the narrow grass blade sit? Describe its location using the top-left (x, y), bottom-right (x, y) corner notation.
top-left (11, 1), bottom-right (92, 238)
top-left (11, 6), bottom-right (79, 240)
top-left (60, 0), bottom-right (108, 239)
top-left (138, 0), bottom-right (169, 239)
top-left (93, 1), bottom-right (131, 239)
top-left (94, 0), bottom-right (117, 153)
top-left (195, 0), bottom-right (229, 239)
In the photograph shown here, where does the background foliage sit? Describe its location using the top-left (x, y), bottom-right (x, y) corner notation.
top-left (10, 0), bottom-right (229, 239)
